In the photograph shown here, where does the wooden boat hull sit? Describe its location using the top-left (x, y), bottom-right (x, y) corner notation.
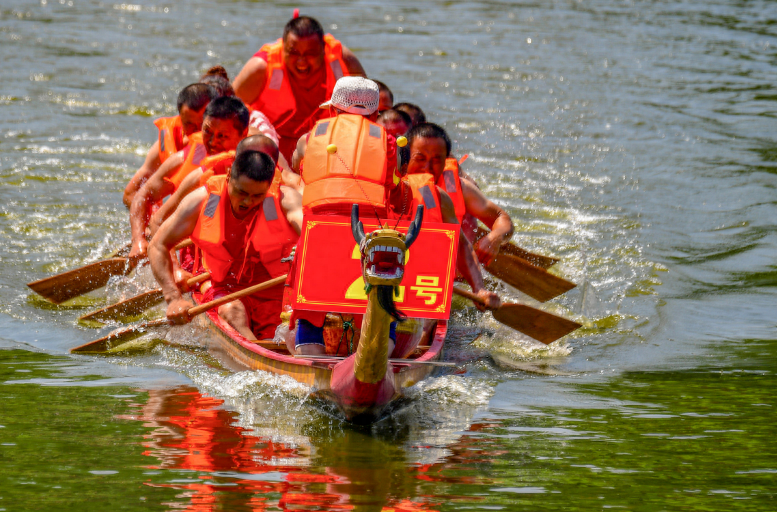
top-left (190, 291), bottom-right (447, 422)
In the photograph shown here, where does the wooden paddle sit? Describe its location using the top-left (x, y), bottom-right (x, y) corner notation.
top-left (70, 274), bottom-right (287, 354)
top-left (28, 239), bottom-right (193, 304)
top-left (453, 286), bottom-right (581, 344)
top-left (474, 225), bottom-right (559, 270)
top-left (483, 252), bottom-right (576, 302)
top-left (78, 272), bottom-right (211, 322)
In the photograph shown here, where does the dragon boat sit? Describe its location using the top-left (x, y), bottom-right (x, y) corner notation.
top-left (191, 205), bottom-right (459, 423)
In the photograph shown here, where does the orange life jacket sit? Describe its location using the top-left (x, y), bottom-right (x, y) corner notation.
top-left (154, 116), bottom-right (185, 163)
top-left (402, 173), bottom-right (443, 223)
top-left (190, 175), bottom-right (298, 297)
top-left (165, 132), bottom-right (208, 192)
top-left (438, 157), bottom-right (466, 223)
top-left (250, 35), bottom-right (349, 132)
top-left (302, 114), bottom-right (394, 216)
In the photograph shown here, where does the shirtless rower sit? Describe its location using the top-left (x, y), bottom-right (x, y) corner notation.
top-left (128, 97), bottom-right (249, 258)
top-left (149, 150), bottom-right (302, 341)
top-left (291, 77), bottom-right (499, 355)
top-left (403, 123), bottom-right (514, 262)
top-left (147, 134), bottom-right (280, 238)
top-left (232, 15), bottom-right (366, 162)
top-left (123, 83), bottom-right (218, 208)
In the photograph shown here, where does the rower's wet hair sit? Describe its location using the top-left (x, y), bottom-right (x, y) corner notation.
top-left (232, 150), bottom-right (275, 183)
top-left (378, 108), bottom-right (411, 128)
top-left (406, 122), bottom-right (452, 156)
top-left (283, 15), bottom-right (324, 42)
top-left (394, 102), bottom-right (426, 126)
top-left (177, 83), bottom-right (218, 113)
top-left (200, 74), bottom-right (235, 98)
top-left (201, 65), bottom-right (229, 81)
top-left (204, 97), bottom-right (250, 131)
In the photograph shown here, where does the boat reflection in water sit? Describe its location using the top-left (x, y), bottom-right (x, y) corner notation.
top-left (118, 385), bottom-right (450, 511)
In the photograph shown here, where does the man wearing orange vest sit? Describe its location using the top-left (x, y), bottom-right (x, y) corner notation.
top-left (147, 134), bottom-right (281, 239)
top-left (149, 150), bottom-right (303, 342)
top-left (402, 123), bottom-right (515, 263)
top-left (290, 77), bottom-right (499, 355)
top-left (128, 97), bottom-right (250, 259)
top-left (233, 15), bottom-right (366, 163)
top-left (123, 83), bottom-right (219, 208)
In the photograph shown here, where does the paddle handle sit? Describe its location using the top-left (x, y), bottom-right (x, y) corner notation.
top-left (186, 274), bottom-right (288, 317)
top-left (173, 238), bottom-right (193, 251)
top-left (187, 272), bottom-right (210, 286)
top-left (453, 285), bottom-right (488, 307)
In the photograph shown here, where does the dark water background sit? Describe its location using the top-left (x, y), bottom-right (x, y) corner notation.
top-left (1, 0), bottom-right (775, 510)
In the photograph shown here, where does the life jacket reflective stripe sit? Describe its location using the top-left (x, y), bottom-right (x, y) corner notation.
top-left (438, 157), bottom-right (466, 223)
top-left (190, 175), bottom-right (298, 297)
top-left (154, 116), bottom-right (185, 163)
top-left (403, 173), bottom-right (443, 223)
top-left (250, 35), bottom-right (349, 133)
top-left (302, 114), bottom-right (390, 215)
top-left (166, 132), bottom-right (207, 192)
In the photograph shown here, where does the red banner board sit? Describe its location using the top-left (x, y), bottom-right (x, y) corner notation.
top-left (292, 215), bottom-right (459, 319)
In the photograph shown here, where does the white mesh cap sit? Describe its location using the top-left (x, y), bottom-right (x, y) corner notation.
top-left (319, 77), bottom-right (380, 116)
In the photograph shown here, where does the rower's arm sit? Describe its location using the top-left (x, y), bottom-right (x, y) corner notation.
top-left (279, 185), bottom-right (304, 235)
top-left (341, 45), bottom-right (366, 77)
top-left (460, 177), bottom-right (514, 260)
top-left (149, 188), bottom-right (206, 322)
top-left (148, 168), bottom-right (203, 238)
top-left (233, 57), bottom-right (268, 107)
top-left (123, 140), bottom-right (162, 209)
top-left (440, 189), bottom-right (500, 310)
top-left (128, 151), bottom-right (182, 257)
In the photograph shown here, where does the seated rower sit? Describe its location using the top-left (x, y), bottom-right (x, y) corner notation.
top-left (147, 134), bottom-right (281, 238)
top-left (123, 83), bottom-right (218, 208)
top-left (233, 15), bottom-right (366, 162)
top-left (128, 97), bottom-right (250, 259)
top-left (373, 80), bottom-right (393, 113)
top-left (403, 123), bottom-right (514, 262)
top-left (377, 108), bottom-right (412, 138)
top-left (393, 102), bottom-right (426, 127)
top-left (290, 77), bottom-right (499, 356)
top-left (149, 150), bottom-right (302, 342)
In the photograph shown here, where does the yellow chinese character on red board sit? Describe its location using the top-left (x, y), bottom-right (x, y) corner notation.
top-left (410, 276), bottom-right (443, 305)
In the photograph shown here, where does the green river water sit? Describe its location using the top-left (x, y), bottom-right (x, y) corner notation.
top-left (1, 0), bottom-right (775, 510)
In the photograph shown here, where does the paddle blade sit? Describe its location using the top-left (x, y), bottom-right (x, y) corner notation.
top-left (474, 225), bottom-right (559, 270)
top-left (27, 258), bottom-right (135, 304)
top-left (484, 254), bottom-right (576, 302)
top-left (79, 289), bottom-right (164, 322)
top-left (70, 318), bottom-right (170, 354)
top-left (493, 303), bottom-right (581, 344)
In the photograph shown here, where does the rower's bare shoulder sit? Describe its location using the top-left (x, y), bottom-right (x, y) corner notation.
top-left (233, 57), bottom-right (268, 104)
top-left (341, 45), bottom-right (366, 76)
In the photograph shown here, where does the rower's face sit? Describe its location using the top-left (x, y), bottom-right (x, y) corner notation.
top-left (406, 137), bottom-right (448, 178)
top-left (201, 116), bottom-right (245, 155)
top-left (179, 104), bottom-right (206, 136)
top-left (227, 173), bottom-right (271, 218)
top-left (378, 91), bottom-right (392, 113)
top-left (378, 118), bottom-right (410, 138)
top-left (283, 34), bottom-right (325, 83)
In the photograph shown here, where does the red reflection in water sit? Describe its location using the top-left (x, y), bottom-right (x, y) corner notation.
top-left (119, 386), bottom-right (442, 511)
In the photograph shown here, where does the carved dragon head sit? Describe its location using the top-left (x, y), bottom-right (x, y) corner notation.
top-left (350, 204), bottom-right (423, 320)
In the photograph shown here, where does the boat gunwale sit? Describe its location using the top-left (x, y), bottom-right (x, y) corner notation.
top-left (190, 290), bottom-right (448, 377)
